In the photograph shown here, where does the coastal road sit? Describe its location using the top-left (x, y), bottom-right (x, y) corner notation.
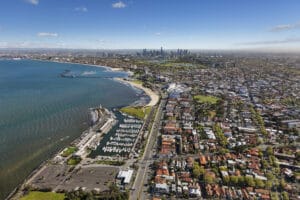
top-left (130, 99), bottom-right (165, 200)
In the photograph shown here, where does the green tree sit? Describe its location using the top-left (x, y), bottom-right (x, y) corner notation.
top-left (255, 178), bottom-right (265, 188)
top-left (213, 124), bottom-right (228, 147)
top-left (270, 192), bottom-right (279, 200)
top-left (265, 180), bottom-right (273, 189)
top-left (223, 176), bottom-right (230, 185)
top-left (245, 176), bottom-right (255, 187)
top-left (261, 159), bottom-right (269, 169)
top-left (238, 176), bottom-right (245, 186)
top-left (282, 191), bottom-right (289, 200)
top-left (192, 162), bottom-right (205, 178)
top-left (266, 172), bottom-right (275, 180)
top-left (273, 179), bottom-right (279, 189)
top-left (280, 178), bottom-right (286, 190)
top-left (266, 146), bottom-right (274, 156)
top-left (204, 173), bottom-right (214, 184)
top-left (230, 176), bottom-right (239, 185)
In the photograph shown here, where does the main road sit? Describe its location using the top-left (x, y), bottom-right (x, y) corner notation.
top-left (130, 98), bottom-right (166, 200)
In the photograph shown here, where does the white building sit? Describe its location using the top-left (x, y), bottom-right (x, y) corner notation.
top-left (117, 170), bottom-right (133, 184)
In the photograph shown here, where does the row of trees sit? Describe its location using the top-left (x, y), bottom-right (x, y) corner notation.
top-left (192, 162), bottom-right (287, 191)
top-left (213, 124), bottom-right (228, 147)
top-left (249, 106), bottom-right (268, 137)
top-left (64, 185), bottom-right (129, 200)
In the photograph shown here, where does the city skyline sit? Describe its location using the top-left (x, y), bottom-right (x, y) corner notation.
top-left (0, 0), bottom-right (300, 50)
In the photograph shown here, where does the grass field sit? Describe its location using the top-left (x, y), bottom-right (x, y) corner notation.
top-left (120, 106), bottom-right (151, 119)
top-left (21, 191), bottom-right (65, 200)
top-left (61, 146), bottom-right (77, 157)
top-left (193, 95), bottom-right (219, 104)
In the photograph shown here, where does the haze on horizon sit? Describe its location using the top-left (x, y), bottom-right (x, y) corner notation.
top-left (0, 0), bottom-right (300, 51)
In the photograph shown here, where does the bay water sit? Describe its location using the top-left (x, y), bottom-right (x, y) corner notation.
top-left (0, 59), bottom-right (139, 199)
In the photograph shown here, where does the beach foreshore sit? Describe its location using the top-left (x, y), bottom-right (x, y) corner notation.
top-left (114, 77), bottom-right (159, 107)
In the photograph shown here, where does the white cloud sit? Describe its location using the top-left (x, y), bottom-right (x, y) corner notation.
top-left (112, 1), bottom-right (126, 8)
top-left (25, 0), bottom-right (39, 5)
top-left (74, 6), bottom-right (88, 12)
top-left (0, 41), bottom-right (8, 47)
top-left (155, 32), bottom-right (161, 36)
top-left (37, 32), bottom-right (58, 37)
top-left (237, 37), bottom-right (300, 45)
top-left (0, 41), bottom-right (67, 49)
top-left (270, 21), bottom-right (300, 32)
top-left (96, 39), bottom-right (106, 43)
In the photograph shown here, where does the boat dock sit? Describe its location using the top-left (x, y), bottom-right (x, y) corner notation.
top-left (101, 116), bottom-right (143, 156)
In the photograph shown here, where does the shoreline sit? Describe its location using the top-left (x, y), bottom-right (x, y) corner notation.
top-left (7, 108), bottom-right (116, 200)
top-left (114, 77), bottom-right (159, 107)
top-left (31, 58), bottom-right (157, 107)
top-left (4, 59), bottom-right (151, 200)
top-left (30, 58), bottom-right (128, 73)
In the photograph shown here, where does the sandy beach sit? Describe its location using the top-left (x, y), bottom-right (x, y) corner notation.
top-left (114, 78), bottom-right (159, 107)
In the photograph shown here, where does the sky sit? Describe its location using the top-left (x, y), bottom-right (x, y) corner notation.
top-left (0, 0), bottom-right (300, 50)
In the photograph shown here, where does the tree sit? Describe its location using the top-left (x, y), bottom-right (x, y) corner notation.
top-left (255, 178), bottom-right (265, 188)
top-left (266, 146), bottom-right (274, 156)
top-left (266, 172), bottom-right (275, 180)
top-left (216, 99), bottom-right (225, 118)
top-left (280, 178), bottom-right (286, 190)
top-left (213, 124), bottom-right (228, 147)
top-left (230, 176), bottom-right (239, 185)
top-left (269, 155), bottom-right (278, 167)
top-left (192, 162), bottom-right (205, 178)
top-left (238, 176), bottom-right (245, 186)
top-left (219, 148), bottom-right (229, 155)
top-left (282, 191), bottom-right (289, 200)
top-left (223, 176), bottom-right (230, 185)
top-left (273, 179), bottom-right (279, 189)
top-left (265, 180), bottom-right (273, 189)
top-left (245, 176), bottom-right (255, 187)
top-left (204, 173), bottom-right (214, 184)
top-left (270, 192), bottom-right (279, 200)
top-left (261, 159), bottom-right (269, 169)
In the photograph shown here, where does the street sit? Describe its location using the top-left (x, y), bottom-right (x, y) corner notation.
top-left (130, 99), bottom-right (166, 200)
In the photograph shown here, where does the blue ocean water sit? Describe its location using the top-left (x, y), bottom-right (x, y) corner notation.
top-left (0, 59), bottom-right (139, 199)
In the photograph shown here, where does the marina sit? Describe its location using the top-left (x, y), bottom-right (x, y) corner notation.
top-left (90, 113), bottom-right (144, 157)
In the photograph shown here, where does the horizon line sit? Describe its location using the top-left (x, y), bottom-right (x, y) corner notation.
top-left (1, 47), bottom-right (300, 53)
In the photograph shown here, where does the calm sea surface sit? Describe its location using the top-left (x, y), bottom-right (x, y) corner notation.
top-left (0, 59), bottom-right (139, 199)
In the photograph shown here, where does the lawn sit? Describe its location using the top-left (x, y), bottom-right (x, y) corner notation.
top-left (67, 156), bottom-right (81, 165)
top-left (193, 95), bottom-right (219, 104)
top-left (21, 191), bottom-right (65, 200)
top-left (132, 79), bottom-right (143, 85)
top-left (120, 106), bottom-right (151, 120)
top-left (61, 146), bottom-right (78, 157)
top-left (96, 160), bottom-right (125, 166)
